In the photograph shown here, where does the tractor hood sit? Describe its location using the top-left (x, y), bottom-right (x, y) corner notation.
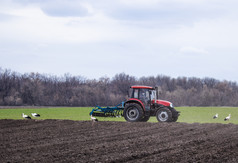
top-left (155, 100), bottom-right (173, 107)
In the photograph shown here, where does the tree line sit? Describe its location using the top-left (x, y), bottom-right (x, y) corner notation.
top-left (1, 67), bottom-right (238, 107)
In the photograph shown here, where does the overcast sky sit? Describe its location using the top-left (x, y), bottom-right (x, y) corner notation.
top-left (1, 0), bottom-right (238, 81)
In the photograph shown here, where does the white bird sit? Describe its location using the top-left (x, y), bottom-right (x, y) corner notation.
top-left (22, 113), bottom-right (31, 119)
top-left (90, 115), bottom-right (98, 122)
top-left (213, 113), bottom-right (218, 119)
top-left (31, 113), bottom-right (40, 117)
top-left (224, 114), bottom-right (231, 121)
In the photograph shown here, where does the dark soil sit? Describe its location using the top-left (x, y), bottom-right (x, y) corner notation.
top-left (1, 119), bottom-right (238, 163)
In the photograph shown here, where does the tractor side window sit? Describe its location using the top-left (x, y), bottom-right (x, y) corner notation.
top-left (150, 90), bottom-right (156, 100)
top-left (133, 89), bottom-right (139, 98)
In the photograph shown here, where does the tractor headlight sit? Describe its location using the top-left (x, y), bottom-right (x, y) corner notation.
top-left (170, 103), bottom-right (173, 108)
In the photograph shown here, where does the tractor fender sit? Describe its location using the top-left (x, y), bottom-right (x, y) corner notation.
top-left (124, 98), bottom-right (145, 111)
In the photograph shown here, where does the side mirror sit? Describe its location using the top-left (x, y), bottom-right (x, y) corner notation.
top-left (155, 86), bottom-right (162, 97)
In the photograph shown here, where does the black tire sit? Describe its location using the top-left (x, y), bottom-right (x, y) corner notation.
top-left (170, 108), bottom-right (179, 122)
top-left (124, 103), bottom-right (144, 122)
top-left (156, 107), bottom-right (173, 122)
top-left (140, 115), bottom-right (150, 122)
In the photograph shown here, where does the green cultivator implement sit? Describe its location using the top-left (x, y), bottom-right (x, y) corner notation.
top-left (89, 102), bottom-right (124, 117)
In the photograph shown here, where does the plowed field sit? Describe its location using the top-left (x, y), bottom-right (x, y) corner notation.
top-left (1, 119), bottom-right (238, 163)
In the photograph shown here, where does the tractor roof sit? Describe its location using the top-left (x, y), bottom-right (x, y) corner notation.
top-left (130, 85), bottom-right (154, 89)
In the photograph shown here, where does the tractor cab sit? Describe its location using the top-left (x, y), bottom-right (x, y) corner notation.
top-left (128, 86), bottom-right (156, 111)
top-left (128, 85), bottom-right (173, 110)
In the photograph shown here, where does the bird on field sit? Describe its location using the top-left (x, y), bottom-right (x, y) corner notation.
top-left (213, 113), bottom-right (218, 119)
top-left (224, 114), bottom-right (231, 121)
top-left (90, 115), bottom-right (98, 122)
top-left (22, 113), bottom-right (31, 119)
top-left (31, 113), bottom-right (40, 117)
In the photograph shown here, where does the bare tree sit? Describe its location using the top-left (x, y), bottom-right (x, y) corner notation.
top-left (1, 67), bottom-right (238, 106)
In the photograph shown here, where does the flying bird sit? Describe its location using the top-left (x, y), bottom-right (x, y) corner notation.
top-left (31, 113), bottom-right (40, 117)
top-left (90, 115), bottom-right (98, 122)
top-left (213, 113), bottom-right (218, 119)
top-left (22, 113), bottom-right (31, 119)
top-left (224, 114), bottom-right (231, 121)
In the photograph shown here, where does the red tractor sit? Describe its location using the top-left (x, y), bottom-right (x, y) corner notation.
top-left (123, 85), bottom-right (180, 122)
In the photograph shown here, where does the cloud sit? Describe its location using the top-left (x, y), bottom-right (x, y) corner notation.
top-left (1, 0), bottom-right (238, 81)
top-left (179, 47), bottom-right (209, 55)
top-left (10, 0), bottom-right (92, 17)
top-left (40, 1), bottom-right (91, 17)
top-left (87, 0), bottom-right (227, 27)
top-left (0, 13), bottom-right (15, 21)
top-left (9, 0), bottom-right (228, 22)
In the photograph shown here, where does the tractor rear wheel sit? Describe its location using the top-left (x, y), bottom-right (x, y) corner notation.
top-left (124, 103), bottom-right (144, 122)
top-left (156, 107), bottom-right (173, 122)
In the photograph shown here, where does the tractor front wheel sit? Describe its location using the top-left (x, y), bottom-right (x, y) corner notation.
top-left (171, 108), bottom-right (179, 122)
top-left (124, 103), bottom-right (144, 122)
top-left (156, 107), bottom-right (173, 122)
